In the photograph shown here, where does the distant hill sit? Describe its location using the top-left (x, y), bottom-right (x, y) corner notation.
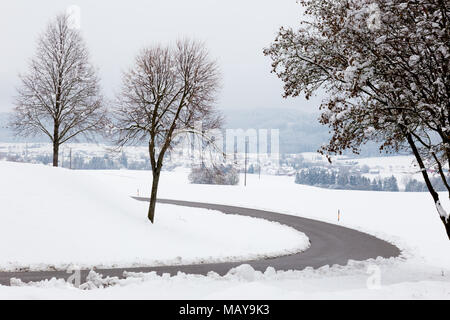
top-left (1, 109), bottom-right (388, 156)
top-left (222, 107), bottom-right (329, 154)
top-left (0, 113), bottom-right (47, 143)
top-left (0, 112), bottom-right (107, 144)
top-left (0, 113), bottom-right (16, 142)
top-left (222, 107), bottom-right (391, 156)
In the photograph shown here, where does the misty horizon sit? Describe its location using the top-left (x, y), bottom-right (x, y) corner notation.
top-left (0, 0), bottom-right (324, 113)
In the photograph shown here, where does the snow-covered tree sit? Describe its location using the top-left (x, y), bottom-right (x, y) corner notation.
top-left (265, 0), bottom-right (450, 238)
top-left (405, 178), bottom-right (427, 192)
top-left (189, 164), bottom-right (239, 185)
top-left (114, 39), bottom-right (222, 223)
top-left (383, 176), bottom-right (399, 192)
top-left (11, 14), bottom-right (107, 167)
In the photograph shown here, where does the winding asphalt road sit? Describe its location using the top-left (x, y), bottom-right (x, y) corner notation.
top-left (0, 198), bottom-right (400, 286)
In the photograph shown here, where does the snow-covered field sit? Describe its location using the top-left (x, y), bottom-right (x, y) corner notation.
top-left (300, 152), bottom-right (426, 189)
top-left (0, 142), bottom-right (427, 186)
top-left (1, 161), bottom-right (450, 299)
top-left (0, 161), bottom-right (309, 271)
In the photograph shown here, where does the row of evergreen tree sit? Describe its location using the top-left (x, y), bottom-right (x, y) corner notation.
top-left (295, 167), bottom-right (399, 192)
top-left (405, 177), bottom-right (447, 192)
top-left (1, 152), bottom-right (152, 170)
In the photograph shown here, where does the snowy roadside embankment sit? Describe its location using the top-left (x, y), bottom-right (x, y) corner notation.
top-left (2, 260), bottom-right (449, 299)
top-left (85, 168), bottom-right (450, 268)
top-left (0, 161), bottom-right (310, 271)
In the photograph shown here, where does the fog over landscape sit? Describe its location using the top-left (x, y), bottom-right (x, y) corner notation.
top-left (0, 0), bottom-right (323, 114)
top-left (0, 0), bottom-right (449, 303)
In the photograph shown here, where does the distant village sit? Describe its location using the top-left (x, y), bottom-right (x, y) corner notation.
top-left (0, 142), bottom-right (445, 193)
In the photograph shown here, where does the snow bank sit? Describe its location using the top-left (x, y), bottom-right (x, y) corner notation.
top-left (2, 163), bottom-right (450, 299)
top-left (3, 257), bottom-right (449, 299)
top-left (0, 161), bottom-right (309, 271)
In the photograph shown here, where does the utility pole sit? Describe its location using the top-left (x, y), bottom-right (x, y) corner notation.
top-left (258, 154), bottom-right (261, 180)
top-left (259, 163), bottom-right (261, 180)
top-left (257, 145), bottom-right (261, 180)
top-left (244, 138), bottom-right (248, 187)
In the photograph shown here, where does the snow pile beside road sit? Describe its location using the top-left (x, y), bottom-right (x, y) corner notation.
top-left (0, 161), bottom-right (309, 271)
top-left (3, 258), bottom-right (450, 299)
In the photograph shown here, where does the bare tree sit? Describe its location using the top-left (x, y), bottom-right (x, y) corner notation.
top-left (114, 39), bottom-right (222, 223)
top-left (11, 14), bottom-right (107, 167)
top-left (265, 0), bottom-right (450, 238)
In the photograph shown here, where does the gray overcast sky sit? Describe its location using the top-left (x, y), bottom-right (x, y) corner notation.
top-left (0, 0), bottom-right (323, 113)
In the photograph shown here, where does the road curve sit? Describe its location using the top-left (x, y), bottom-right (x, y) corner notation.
top-left (0, 198), bottom-right (400, 286)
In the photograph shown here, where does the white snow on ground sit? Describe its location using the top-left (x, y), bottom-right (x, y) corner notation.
top-left (1, 163), bottom-right (450, 299)
top-left (81, 168), bottom-right (450, 266)
top-left (2, 261), bottom-right (450, 299)
top-left (0, 161), bottom-right (309, 271)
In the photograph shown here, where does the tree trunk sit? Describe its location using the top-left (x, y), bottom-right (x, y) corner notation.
top-left (53, 120), bottom-right (60, 167)
top-left (406, 133), bottom-right (450, 240)
top-left (440, 216), bottom-right (450, 240)
top-left (148, 169), bottom-right (161, 224)
top-left (53, 142), bottom-right (59, 167)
